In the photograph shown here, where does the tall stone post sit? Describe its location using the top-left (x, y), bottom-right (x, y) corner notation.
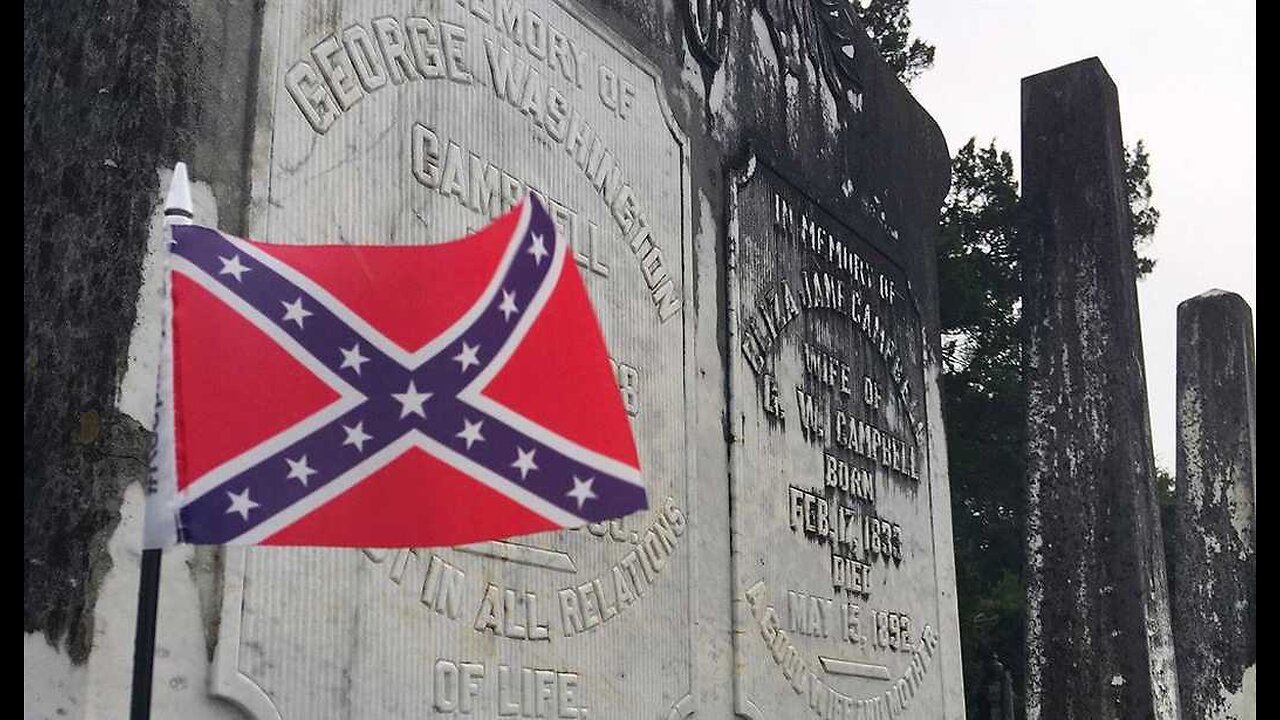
top-left (1174, 290), bottom-right (1256, 719)
top-left (1020, 58), bottom-right (1180, 720)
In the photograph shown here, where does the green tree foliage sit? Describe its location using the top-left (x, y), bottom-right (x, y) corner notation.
top-left (856, 0), bottom-right (936, 84)
top-left (938, 138), bottom-right (1160, 717)
top-left (1127, 140), bottom-right (1160, 276)
top-left (937, 139), bottom-right (1027, 716)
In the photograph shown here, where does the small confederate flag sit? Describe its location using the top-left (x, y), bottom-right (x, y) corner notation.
top-left (144, 195), bottom-right (646, 548)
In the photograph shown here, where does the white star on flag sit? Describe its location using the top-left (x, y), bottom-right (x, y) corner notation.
top-left (341, 422), bottom-right (372, 452)
top-left (498, 289), bottom-right (519, 321)
top-left (339, 343), bottom-right (369, 375)
top-left (225, 488), bottom-right (259, 520)
top-left (567, 476), bottom-right (597, 509)
top-left (281, 297), bottom-right (312, 328)
top-left (528, 233), bottom-right (548, 264)
top-left (218, 254), bottom-right (251, 282)
top-left (285, 455), bottom-right (317, 486)
top-left (456, 418), bottom-right (486, 450)
top-left (453, 342), bottom-right (481, 372)
top-left (511, 447), bottom-right (538, 480)
top-left (392, 380), bottom-right (432, 419)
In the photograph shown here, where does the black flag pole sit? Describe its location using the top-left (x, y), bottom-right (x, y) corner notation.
top-left (129, 548), bottom-right (162, 720)
top-left (130, 161), bottom-right (193, 720)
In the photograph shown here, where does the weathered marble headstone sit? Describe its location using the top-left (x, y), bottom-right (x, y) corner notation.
top-left (1020, 57), bottom-right (1180, 720)
top-left (720, 4), bottom-right (962, 718)
top-left (1173, 290), bottom-right (1256, 720)
top-left (214, 2), bottom-right (697, 717)
top-left (24, 1), bottom-right (964, 718)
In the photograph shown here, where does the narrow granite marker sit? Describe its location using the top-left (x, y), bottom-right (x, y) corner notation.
top-left (1020, 58), bottom-right (1180, 720)
top-left (1174, 290), bottom-right (1256, 720)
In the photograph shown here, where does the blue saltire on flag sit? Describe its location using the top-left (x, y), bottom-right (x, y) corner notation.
top-left (144, 195), bottom-right (646, 548)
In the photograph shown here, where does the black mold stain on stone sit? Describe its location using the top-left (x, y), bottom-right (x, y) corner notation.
top-left (1020, 58), bottom-right (1178, 719)
top-left (1173, 291), bottom-right (1256, 719)
top-left (24, 0), bottom-right (197, 662)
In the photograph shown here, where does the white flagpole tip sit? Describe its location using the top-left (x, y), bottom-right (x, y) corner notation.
top-left (164, 161), bottom-right (194, 225)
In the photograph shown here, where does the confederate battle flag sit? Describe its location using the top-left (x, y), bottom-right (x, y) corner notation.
top-left (143, 195), bottom-right (646, 548)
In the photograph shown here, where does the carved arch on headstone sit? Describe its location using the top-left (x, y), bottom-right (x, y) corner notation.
top-left (756, 0), bottom-right (866, 117)
top-left (681, 0), bottom-right (731, 68)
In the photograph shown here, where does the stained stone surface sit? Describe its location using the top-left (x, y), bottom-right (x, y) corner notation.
top-left (1020, 57), bottom-right (1179, 720)
top-left (1173, 290), bottom-right (1256, 720)
top-left (23, 0), bottom-right (198, 664)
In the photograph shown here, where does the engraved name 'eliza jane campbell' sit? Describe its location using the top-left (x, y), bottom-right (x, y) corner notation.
top-left (729, 159), bottom-right (943, 719)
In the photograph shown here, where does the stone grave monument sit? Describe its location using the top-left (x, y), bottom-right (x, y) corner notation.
top-left (24, 2), bottom-right (965, 718)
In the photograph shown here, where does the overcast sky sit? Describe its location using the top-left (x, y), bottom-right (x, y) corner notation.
top-left (906, 0), bottom-right (1256, 471)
